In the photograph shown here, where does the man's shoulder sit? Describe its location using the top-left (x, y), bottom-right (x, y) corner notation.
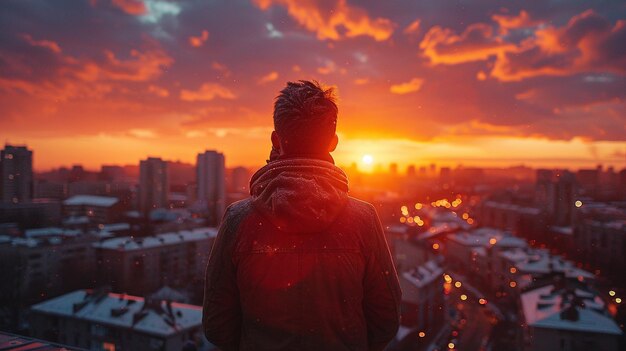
top-left (225, 197), bottom-right (254, 215)
top-left (222, 198), bottom-right (255, 227)
top-left (343, 196), bottom-right (378, 219)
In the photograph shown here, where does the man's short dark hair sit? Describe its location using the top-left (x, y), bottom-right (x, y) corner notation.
top-left (273, 80), bottom-right (338, 155)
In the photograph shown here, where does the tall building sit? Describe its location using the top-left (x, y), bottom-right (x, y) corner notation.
top-left (535, 169), bottom-right (555, 214)
top-left (196, 151), bottom-right (225, 225)
top-left (0, 144), bottom-right (33, 204)
top-left (554, 170), bottom-right (577, 226)
top-left (230, 166), bottom-right (251, 194)
top-left (139, 157), bottom-right (168, 216)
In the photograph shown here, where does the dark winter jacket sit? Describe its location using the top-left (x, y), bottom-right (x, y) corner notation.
top-left (202, 156), bottom-right (401, 351)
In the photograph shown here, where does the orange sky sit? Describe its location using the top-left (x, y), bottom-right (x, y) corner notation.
top-left (1, 0), bottom-right (625, 172)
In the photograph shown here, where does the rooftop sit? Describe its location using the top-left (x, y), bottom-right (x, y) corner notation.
top-left (402, 260), bottom-right (444, 288)
top-left (25, 227), bottom-right (82, 239)
top-left (447, 227), bottom-right (527, 249)
top-left (0, 229), bottom-right (111, 249)
top-left (63, 195), bottom-right (119, 207)
top-left (520, 284), bottom-right (622, 335)
top-left (500, 248), bottom-right (594, 280)
top-left (93, 227), bottom-right (217, 251)
top-left (31, 289), bottom-right (202, 337)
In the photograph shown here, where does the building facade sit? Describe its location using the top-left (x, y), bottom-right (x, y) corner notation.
top-left (196, 151), bottom-right (225, 225)
top-left (94, 227), bottom-right (217, 297)
top-left (139, 158), bottom-right (169, 216)
top-left (0, 144), bottom-right (33, 204)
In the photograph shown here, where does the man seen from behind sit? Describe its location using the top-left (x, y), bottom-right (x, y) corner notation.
top-left (203, 80), bottom-right (401, 351)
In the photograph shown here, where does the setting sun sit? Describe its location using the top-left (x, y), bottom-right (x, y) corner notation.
top-left (362, 154), bottom-right (374, 165)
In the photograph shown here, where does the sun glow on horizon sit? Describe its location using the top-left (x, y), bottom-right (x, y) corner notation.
top-left (362, 154), bottom-right (374, 165)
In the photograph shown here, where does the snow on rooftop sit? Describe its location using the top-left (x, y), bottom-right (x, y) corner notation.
top-left (100, 223), bottom-right (131, 232)
top-left (500, 248), bottom-right (594, 280)
top-left (25, 227), bottom-right (81, 239)
top-left (31, 290), bottom-right (202, 337)
top-left (64, 195), bottom-right (118, 207)
top-left (402, 260), bottom-right (444, 288)
top-left (550, 226), bottom-right (574, 235)
top-left (94, 227), bottom-right (217, 251)
top-left (447, 232), bottom-right (492, 247)
top-left (447, 227), bottom-right (526, 249)
top-left (63, 216), bottom-right (90, 225)
top-left (520, 285), bottom-right (622, 335)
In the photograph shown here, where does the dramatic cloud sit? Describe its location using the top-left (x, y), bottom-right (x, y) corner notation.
top-left (110, 0), bottom-right (147, 15)
top-left (419, 9), bottom-right (626, 82)
top-left (491, 10), bottom-right (537, 35)
top-left (390, 78), bottom-right (424, 95)
top-left (492, 10), bottom-right (626, 81)
top-left (252, 0), bottom-right (395, 41)
top-left (420, 23), bottom-right (516, 65)
top-left (179, 83), bottom-right (236, 101)
top-left (0, 34), bottom-right (172, 102)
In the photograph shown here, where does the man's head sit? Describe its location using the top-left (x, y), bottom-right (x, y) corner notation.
top-left (272, 80), bottom-right (338, 156)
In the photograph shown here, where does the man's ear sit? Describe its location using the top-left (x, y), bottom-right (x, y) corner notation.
top-left (271, 131), bottom-right (281, 151)
top-left (328, 133), bottom-right (338, 152)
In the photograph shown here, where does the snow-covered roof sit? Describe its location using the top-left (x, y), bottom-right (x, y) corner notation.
top-left (100, 223), bottom-right (131, 232)
top-left (0, 235), bottom-right (12, 245)
top-left (420, 222), bottom-right (461, 240)
top-left (447, 227), bottom-right (527, 249)
top-left (31, 290), bottom-right (202, 337)
top-left (550, 226), bottom-right (573, 235)
top-left (24, 227), bottom-right (81, 238)
top-left (150, 286), bottom-right (189, 303)
top-left (63, 216), bottom-right (90, 225)
top-left (64, 195), bottom-right (119, 207)
top-left (447, 232), bottom-right (491, 247)
top-left (520, 285), bottom-right (622, 335)
top-left (94, 227), bottom-right (217, 251)
top-left (500, 248), bottom-right (594, 280)
top-left (402, 260), bottom-right (444, 288)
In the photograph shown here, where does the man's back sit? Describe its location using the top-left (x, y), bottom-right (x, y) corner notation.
top-left (203, 158), bottom-right (401, 351)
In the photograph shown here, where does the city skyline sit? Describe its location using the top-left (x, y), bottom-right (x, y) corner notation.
top-left (1, 1), bottom-right (626, 171)
top-left (8, 142), bottom-right (626, 174)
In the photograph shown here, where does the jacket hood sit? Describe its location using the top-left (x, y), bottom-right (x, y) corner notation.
top-left (250, 158), bottom-right (349, 233)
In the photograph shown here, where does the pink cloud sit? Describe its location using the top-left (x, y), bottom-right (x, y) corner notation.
top-left (179, 83), bottom-right (236, 101)
top-left (253, 0), bottom-right (395, 41)
top-left (420, 23), bottom-right (516, 65)
top-left (110, 0), bottom-right (147, 15)
top-left (189, 30), bottom-right (209, 47)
